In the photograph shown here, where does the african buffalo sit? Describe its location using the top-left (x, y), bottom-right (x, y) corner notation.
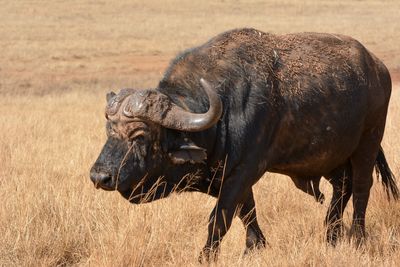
top-left (90, 28), bottom-right (398, 261)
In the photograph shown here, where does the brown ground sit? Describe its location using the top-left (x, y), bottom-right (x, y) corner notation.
top-left (1, 1), bottom-right (400, 266)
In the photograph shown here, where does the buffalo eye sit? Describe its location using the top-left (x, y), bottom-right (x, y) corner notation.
top-left (106, 123), bottom-right (115, 137)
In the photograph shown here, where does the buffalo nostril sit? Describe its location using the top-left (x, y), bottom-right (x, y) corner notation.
top-left (90, 171), bottom-right (112, 188)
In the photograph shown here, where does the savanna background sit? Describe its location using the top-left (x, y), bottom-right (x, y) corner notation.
top-left (1, 0), bottom-right (400, 266)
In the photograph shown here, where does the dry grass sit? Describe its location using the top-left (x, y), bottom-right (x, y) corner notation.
top-left (1, 0), bottom-right (400, 266)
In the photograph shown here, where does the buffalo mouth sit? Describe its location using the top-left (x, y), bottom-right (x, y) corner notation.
top-left (117, 174), bottom-right (154, 203)
top-left (95, 181), bottom-right (116, 191)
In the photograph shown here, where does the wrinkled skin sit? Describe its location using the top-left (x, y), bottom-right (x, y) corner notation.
top-left (90, 28), bottom-right (398, 262)
top-left (91, 119), bottom-right (162, 194)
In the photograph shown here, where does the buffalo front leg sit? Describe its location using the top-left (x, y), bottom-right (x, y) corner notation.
top-left (238, 189), bottom-right (266, 254)
top-left (199, 172), bottom-right (253, 262)
top-left (325, 164), bottom-right (352, 245)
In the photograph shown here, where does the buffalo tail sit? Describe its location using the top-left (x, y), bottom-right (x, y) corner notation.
top-left (375, 146), bottom-right (399, 200)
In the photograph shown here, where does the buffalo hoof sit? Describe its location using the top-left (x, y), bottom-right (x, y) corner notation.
top-left (326, 222), bottom-right (345, 246)
top-left (243, 240), bottom-right (268, 256)
top-left (349, 224), bottom-right (367, 248)
top-left (326, 229), bottom-right (340, 247)
top-left (198, 246), bottom-right (219, 263)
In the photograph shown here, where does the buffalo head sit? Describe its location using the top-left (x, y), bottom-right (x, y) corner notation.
top-left (90, 79), bottom-right (222, 202)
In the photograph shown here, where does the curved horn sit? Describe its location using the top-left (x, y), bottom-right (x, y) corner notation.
top-left (122, 79), bottom-right (222, 132)
top-left (159, 78), bottom-right (223, 132)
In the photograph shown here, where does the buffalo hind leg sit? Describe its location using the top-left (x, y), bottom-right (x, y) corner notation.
top-left (238, 189), bottom-right (266, 254)
top-left (349, 128), bottom-right (383, 245)
top-left (325, 164), bottom-right (352, 245)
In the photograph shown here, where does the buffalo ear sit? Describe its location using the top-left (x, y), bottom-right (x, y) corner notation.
top-left (106, 91), bottom-right (116, 102)
top-left (168, 138), bottom-right (207, 165)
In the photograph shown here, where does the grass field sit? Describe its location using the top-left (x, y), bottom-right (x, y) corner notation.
top-left (1, 0), bottom-right (400, 266)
